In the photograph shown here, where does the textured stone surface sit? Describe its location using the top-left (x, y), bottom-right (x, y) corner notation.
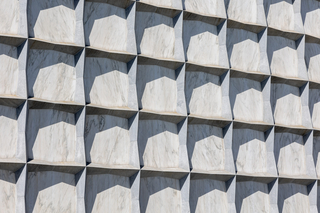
top-left (0, 0), bottom-right (320, 212)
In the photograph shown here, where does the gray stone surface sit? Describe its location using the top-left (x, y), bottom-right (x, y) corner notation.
top-left (0, 0), bottom-right (320, 212)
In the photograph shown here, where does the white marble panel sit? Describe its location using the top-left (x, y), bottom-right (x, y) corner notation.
top-left (85, 114), bottom-right (130, 166)
top-left (26, 171), bottom-right (76, 213)
top-left (84, 2), bottom-right (128, 52)
top-left (233, 129), bottom-right (267, 174)
top-left (228, 0), bottom-right (260, 25)
top-left (86, 174), bottom-right (131, 213)
top-left (85, 57), bottom-right (128, 108)
top-left (268, 36), bottom-right (298, 78)
top-left (0, 44), bottom-right (18, 96)
top-left (190, 179), bottom-right (228, 213)
top-left (0, 170), bottom-right (16, 213)
top-left (0, 105), bottom-right (17, 160)
top-left (140, 176), bottom-right (181, 213)
top-left (228, 29), bottom-right (260, 72)
top-left (0, 0), bottom-right (19, 35)
top-left (27, 49), bottom-right (76, 103)
top-left (137, 65), bottom-right (177, 113)
top-left (230, 78), bottom-right (264, 122)
top-left (275, 132), bottom-right (306, 177)
top-left (28, 0), bottom-right (76, 44)
top-left (183, 20), bottom-right (219, 66)
top-left (184, 0), bottom-right (226, 17)
top-left (278, 183), bottom-right (310, 213)
top-left (302, 0), bottom-right (320, 38)
top-left (273, 83), bottom-right (302, 126)
top-left (267, 0), bottom-right (295, 32)
top-left (139, 120), bottom-right (179, 169)
top-left (236, 181), bottom-right (270, 213)
top-left (136, 12), bottom-right (175, 60)
top-left (27, 109), bottom-right (76, 163)
top-left (313, 136), bottom-right (320, 177)
top-left (185, 71), bottom-right (222, 118)
top-left (309, 89), bottom-right (320, 129)
top-left (187, 124), bottom-right (224, 172)
top-left (305, 42), bottom-right (320, 83)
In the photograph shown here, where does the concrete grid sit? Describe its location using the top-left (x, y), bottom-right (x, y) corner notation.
top-left (1, 0), bottom-right (320, 212)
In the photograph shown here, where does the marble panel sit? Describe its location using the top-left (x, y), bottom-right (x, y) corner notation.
top-left (137, 64), bottom-right (177, 113)
top-left (187, 124), bottom-right (224, 172)
top-left (233, 129), bottom-right (267, 175)
top-left (27, 49), bottom-right (76, 103)
top-left (227, 29), bottom-right (260, 73)
top-left (302, 0), bottom-right (320, 38)
top-left (138, 120), bottom-right (179, 169)
top-left (26, 109), bottom-right (76, 164)
top-left (183, 20), bottom-right (219, 66)
top-left (230, 77), bottom-right (264, 122)
top-left (140, 176), bottom-right (181, 213)
top-left (190, 178), bottom-right (228, 213)
top-left (272, 83), bottom-right (302, 127)
top-left (26, 171), bottom-right (76, 213)
top-left (28, 0), bottom-right (76, 44)
top-left (309, 88), bottom-right (320, 129)
top-left (85, 114), bottom-right (130, 166)
top-left (236, 181), bottom-right (270, 213)
top-left (266, 0), bottom-right (304, 34)
top-left (183, 0), bottom-right (226, 17)
top-left (0, 170), bottom-right (16, 213)
top-left (227, 0), bottom-right (266, 26)
top-left (0, 43), bottom-right (19, 96)
top-left (0, 0), bottom-right (20, 35)
top-left (268, 36), bottom-right (299, 79)
top-left (85, 173), bottom-right (131, 213)
top-left (136, 12), bottom-right (176, 60)
top-left (185, 71), bottom-right (222, 118)
top-left (0, 105), bottom-right (17, 160)
top-left (275, 132), bottom-right (306, 177)
top-left (278, 183), bottom-right (310, 213)
top-left (305, 42), bottom-right (320, 83)
top-left (84, 57), bottom-right (128, 108)
top-left (84, 2), bottom-right (128, 52)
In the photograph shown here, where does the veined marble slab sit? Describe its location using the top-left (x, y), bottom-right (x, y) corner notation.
top-left (28, 0), bottom-right (76, 44)
top-left (0, 105), bottom-right (17, 160)
top-left (230, 78), bottom-right (264, 122)
top-left (190, 179), bottom-right (228, 213)
top-left (84, 2), bottom-right (128, 53)
top-left (26, 171), bottom-right (76, 213)
top-left (236, 181), bottom-right (270, 213)
top-left (137, 64), bottom-right (177, 113)
top-left (140, 176), bottom-right (181, 213)
top-left (183, 20), bottom-right (219, 66)
top-left (138, 120), bottom-right (179, 169)
top-left (273, 83), bottom-right (302, 127)
top-left (0, 0), bottom-right (19, 35)
top-left (233, 129), bottom-right (267, 174)
top-left (86, 174), bottom-right (131, 213)
top-left (278, 183), bottom-right (310, 213)
top-left (184, 0), bottom-right (226, 17)
top-left (187, 124), bottom-right (225, 172)
top-left (227, 29), bottom-right (260, 73)
top-left (0, 44), bottom-right (19, 96)
top-left (85, 57), bottom-right (128, 108)
top-left (27, 49), bottom-right (76, 103)
top-left (136, 12), bottom-right (176, 60)
top-left (27, 109), bottom-right (76, 164)
top-left (85, 114), bottom-right (130, 166)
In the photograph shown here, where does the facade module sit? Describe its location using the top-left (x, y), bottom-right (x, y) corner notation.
top-left (1, 0), bottom-right (320, 212)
